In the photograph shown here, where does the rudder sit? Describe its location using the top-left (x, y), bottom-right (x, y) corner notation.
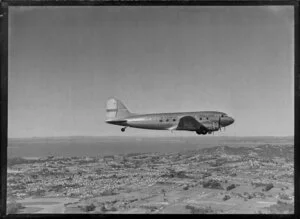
top-left (106, 98), bottom-right (132, 120)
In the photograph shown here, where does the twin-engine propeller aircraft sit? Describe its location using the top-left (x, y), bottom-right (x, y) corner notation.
top-left (105, 98), bottom-right (234, 135)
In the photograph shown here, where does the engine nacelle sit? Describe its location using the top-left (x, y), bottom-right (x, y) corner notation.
top-left (196, 128), bottom-right (207, 135)
top-left (206, 124), bottom-right (220, 132)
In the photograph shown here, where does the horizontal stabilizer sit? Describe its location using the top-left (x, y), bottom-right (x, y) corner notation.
top-left (106, 119), bottom-right (127, 125)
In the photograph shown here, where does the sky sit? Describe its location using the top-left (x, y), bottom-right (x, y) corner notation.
top-left (8, 6), bottom-right (294, 138)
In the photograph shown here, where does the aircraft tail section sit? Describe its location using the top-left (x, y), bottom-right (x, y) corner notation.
top-left (106, 98), bottom-right (133, 120)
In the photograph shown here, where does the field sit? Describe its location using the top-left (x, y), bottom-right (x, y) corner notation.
top-left (7, 136), bottom-right (294, 214)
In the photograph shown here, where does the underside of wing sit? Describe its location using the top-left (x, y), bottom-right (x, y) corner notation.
top-left (168, 125), bottom-right (178, 131)
top-left (176, 116), bottom-right (203, 131)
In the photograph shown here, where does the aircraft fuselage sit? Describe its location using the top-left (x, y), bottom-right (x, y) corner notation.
top-left (106, 111), bottom-right (234, 132)
top-left (105, 98), bottom-right (234, 135)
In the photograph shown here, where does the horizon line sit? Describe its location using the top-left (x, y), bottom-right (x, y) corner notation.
top-left (7, 135), bottom-right (294, 140)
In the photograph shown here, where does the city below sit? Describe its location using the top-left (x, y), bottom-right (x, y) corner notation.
top-left (7, 136), bottom-right (294, 214)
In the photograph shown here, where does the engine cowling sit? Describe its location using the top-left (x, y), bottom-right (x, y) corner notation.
top-left (205, 122), bottom-right (220, 132)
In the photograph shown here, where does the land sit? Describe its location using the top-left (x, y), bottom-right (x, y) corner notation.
top-left (7, 137), bottom-right (294, 214)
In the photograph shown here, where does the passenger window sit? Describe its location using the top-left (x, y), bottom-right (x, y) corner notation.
top-left (199, 117), bottom-right (202, 120)
top-left (173, 119), bottom-right (176, 122)
top-left (166, 119), bottom-right (169, 122)
top-left (159, 119), bottom-right (163, 122)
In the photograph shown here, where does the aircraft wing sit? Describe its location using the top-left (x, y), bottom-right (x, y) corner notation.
top-left (176, 116), bottom-right (203, 131)
top-left (176, 116), bottom-right (217, 131)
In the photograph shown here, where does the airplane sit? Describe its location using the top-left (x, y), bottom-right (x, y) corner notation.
top-left (105, 98), bottom-right (234, 135)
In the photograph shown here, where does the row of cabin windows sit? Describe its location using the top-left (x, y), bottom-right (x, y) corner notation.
top-left (199, 114), bottom-right (224, 120)
top-left (159, 115), bottom-right (224, 123)
top-left (159, 117), bottom-right (210, 122)
top-left (159, 118), bottom-right (176, 122)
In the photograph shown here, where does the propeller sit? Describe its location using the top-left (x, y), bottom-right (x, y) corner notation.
top-left (218, 115), bottom-right (222, 131)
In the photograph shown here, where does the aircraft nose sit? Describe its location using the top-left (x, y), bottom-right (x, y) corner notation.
top-left (228, 117), bottom-right (234, 125)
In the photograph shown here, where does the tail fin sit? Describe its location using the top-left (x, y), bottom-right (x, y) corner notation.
top-left (106, 98), bottom-right (133, 120)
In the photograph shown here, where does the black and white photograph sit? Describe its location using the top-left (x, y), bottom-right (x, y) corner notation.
top-left (6, 5), bottom-right (294, 214)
